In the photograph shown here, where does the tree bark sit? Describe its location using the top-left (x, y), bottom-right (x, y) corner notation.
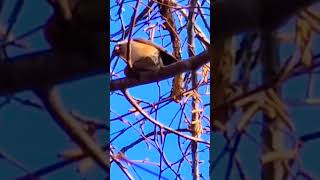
top-left (260, 31), bottom-right (288, 180)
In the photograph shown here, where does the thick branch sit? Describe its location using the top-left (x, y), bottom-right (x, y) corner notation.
top-left (0, 50), bottom-right (106, 96)
top-left (0, 0), bottom-right (317, 96)
top-left (260, 30), bottom-right (287, 180)
top-left (213, 0), bottom-right (319, 37)
top-left (110, 50), bottom-right (210, 91)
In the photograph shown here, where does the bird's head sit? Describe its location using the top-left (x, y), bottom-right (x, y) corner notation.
top-left (111, 41), bottom-right (128, 62)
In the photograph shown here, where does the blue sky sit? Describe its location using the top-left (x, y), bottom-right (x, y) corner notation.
top-left (110, 0), bottom-right (210, 179)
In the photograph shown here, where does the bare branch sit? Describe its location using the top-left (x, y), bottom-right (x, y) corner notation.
top-left (122, 89), bottom-right (209, 145)
top-left (35, 87), bottom-right (109, 171)
top-left (111, 50), bottom-right (210, 91)
top-left (0, 49), bottom-right (105, 96)
top-left (213, 0), bottom-right (319, 37)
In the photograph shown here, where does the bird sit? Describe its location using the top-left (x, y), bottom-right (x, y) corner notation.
top-left (111, 38), bottom-right (178, 77)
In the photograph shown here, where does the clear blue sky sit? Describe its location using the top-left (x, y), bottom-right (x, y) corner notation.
top-left (110, 0), bottom-right (210, 179)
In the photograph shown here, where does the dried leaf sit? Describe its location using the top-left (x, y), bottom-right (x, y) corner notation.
top-left (305, 98), bottom-right (320, 105)
top-left (302, 9), bottom-right (320, 33)
top-left (78, 158), bottom-right (95, 174)
top-left (296, 17), bottom-right (313, 68)
top-left (236, 102), bottom-right (260, 132)
top-left (171, 74), bottom-right (184, 103)
top-left (191, 119), bottom-right (202, 138)
top-left (191, 108), bottom-right (203, 114)
top-left (192, 90), bottom-right (202, 103)
top-left (201, 63), bottom-right (210, 83)
top-left (234, 91), bottom-right (265, 108)
top-left (264, 97), bottom-right (294, 131)
top-left (183, 90), bottom-right (194, 103)
top-left (261, 150), bottom-right (297, 164)
top-left (266, 89), bottom-right (288, 112)
top-left (60, 147), bottom-right (96, 173)
top-left (260, 102), bottom-right (277, 119)
top-left (60, 148), bottom-right (83, 159)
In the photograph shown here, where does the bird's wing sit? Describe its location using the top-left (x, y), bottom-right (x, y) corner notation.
top-left (132, 38), bottom-right (178, 66)
top-left (132, 57), bottom-right (160, 71)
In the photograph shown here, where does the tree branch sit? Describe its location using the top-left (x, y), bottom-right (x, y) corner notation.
top-left (110, 50), bottom-right (210, 91)
top-left (0, 49), bottom-right (105, 96)
top-left (122, 89), bottom-right (209, 145)
top-left (213, 0), bottom-right (319, 37)
top-left (0, 0), bottom-right (317, 96)
top-left (35, 87), bottom-right (109, 171)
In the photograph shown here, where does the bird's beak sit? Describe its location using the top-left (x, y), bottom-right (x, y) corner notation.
top-left (111, 45), bottom-right (120, 61)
